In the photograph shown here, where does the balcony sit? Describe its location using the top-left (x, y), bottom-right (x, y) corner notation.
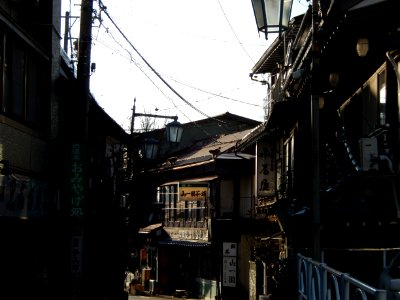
top-left (163, 207), bottom-right (208, 229)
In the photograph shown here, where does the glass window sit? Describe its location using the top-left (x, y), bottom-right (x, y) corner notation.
top-left (0, 32), bottom-right (48, 129)
top-left (158, 182), bottom-right (209, 226)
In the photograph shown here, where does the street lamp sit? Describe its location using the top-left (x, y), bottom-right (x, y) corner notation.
top-left (251, 0), bottom-right (294, 39)
top-left (131, 99), bottom-right (184, 160)
top-left (132, 113), bottom-right (183, 143)
top-left (138, 119), bottom-right (183, 160)
top-left (165, 119), bottom-right (184, 144)
top-left (142, 138), bottom-right (159, 160)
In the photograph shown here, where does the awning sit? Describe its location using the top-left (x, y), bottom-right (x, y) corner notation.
top-left (158, 240), bottom-right (210, 248)
top-left (161, 175), bottom-right (218, 186)
top-left (180, 176), bottom-right (218, 183)
top-left (138, 223), bottom-right (163, 234)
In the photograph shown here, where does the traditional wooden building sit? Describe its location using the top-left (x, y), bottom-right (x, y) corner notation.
top-left (240, 0), bottom-right (400, 299)
top-left (129, 113), bottom-right (261, 299)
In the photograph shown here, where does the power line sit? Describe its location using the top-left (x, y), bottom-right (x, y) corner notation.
top-left (93, 22), bottom-right (207, 126)
top-left (98, 0), bottom-right (224, 123)
top-left (164, 75), bottom-right (263, 107)
top-left (217, 0), bottom-right (256, 64)
top-left (93, 32), bottom-right (262, 110)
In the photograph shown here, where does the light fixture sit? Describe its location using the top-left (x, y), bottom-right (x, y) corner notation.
top-left (165, 119), bottom-right (184, 144)
top-left (142, 138), bottom-right (159, 160)
top-left (356, 38), bottom-right (369, 57)
top-left (131, 98), bottom-right (183, 144)
top-left (251, 0), bottom-right (294, 39)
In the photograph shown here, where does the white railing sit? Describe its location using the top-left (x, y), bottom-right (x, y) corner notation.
top-left (297, 254), bottom-right (390, 300)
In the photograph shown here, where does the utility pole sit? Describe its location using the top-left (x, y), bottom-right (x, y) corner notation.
top-left (64, 11), bottom-right (70, 53)
top-left (67, 1), bottom-right (93, 299)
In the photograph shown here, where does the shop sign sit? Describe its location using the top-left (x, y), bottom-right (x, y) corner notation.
top-left (222, 242), bottom-right (237, 287)
top-left (71, 232), bottom-right (83, 275)
top-left (223, 242), bottom-right (237, 256)
top-left (257, 141), bottom-right (275, 197)
top-left (69, 143), bottom-right (87, 218)
top-left (179, 184), bottom-right (208, 201)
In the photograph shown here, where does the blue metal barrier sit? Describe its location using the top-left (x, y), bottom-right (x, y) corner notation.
top-left (297, 254), bottom-right (388, 300)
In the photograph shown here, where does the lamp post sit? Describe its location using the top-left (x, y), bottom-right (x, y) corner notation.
top-left (131, 98), bottom-right (184, 160)
top-left (251, 0), bottom-right (293, 39)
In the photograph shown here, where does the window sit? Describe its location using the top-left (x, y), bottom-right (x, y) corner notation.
top-left (158, 182), bottom-right (209, 226)
top-left (282, 131), bottom-right (295, 194)
top-left (0, 30), bottom-right (48, 129)
top-left (159, 184), bottom-right (179, 223)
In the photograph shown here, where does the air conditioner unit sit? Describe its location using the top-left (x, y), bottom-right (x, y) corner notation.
top-left (359, 137), bottom-right (378, 170)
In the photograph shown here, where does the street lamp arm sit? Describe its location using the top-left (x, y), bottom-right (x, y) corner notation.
top-left (133, 113), bottom-right (178, 121)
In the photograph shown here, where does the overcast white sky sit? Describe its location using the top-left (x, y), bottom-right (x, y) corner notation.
top-left (61, 0), bottom-right (308, 132)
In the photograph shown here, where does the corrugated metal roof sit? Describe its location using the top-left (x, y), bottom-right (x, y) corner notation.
top-left (164, 128), bottom-right (254, 168)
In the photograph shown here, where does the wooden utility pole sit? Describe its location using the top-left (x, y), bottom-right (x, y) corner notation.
top-left (68, 1), bottom-right (93, 299)
top-left (64, 11), bottom-right (70, 53)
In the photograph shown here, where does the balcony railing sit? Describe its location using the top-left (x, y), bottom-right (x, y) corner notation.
top-left (163, 207), bottom-right (208, 228)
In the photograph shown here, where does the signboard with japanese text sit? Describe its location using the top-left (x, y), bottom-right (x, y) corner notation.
top-left (222, 242), bottom-right (237, 287)
top-left (223, 256), bottom-right (237, 287)
top-left (256, 141), bottom-right (276, 197)
top-left (223, 242), bottom-right (237, 257)
top-left (68, 143), bottom-right (88, 218)
top-left (179, 183), bottom-right (208, 201)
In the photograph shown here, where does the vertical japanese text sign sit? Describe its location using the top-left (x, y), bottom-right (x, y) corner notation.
top-left (222, 242), bottom-right (237, 287)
